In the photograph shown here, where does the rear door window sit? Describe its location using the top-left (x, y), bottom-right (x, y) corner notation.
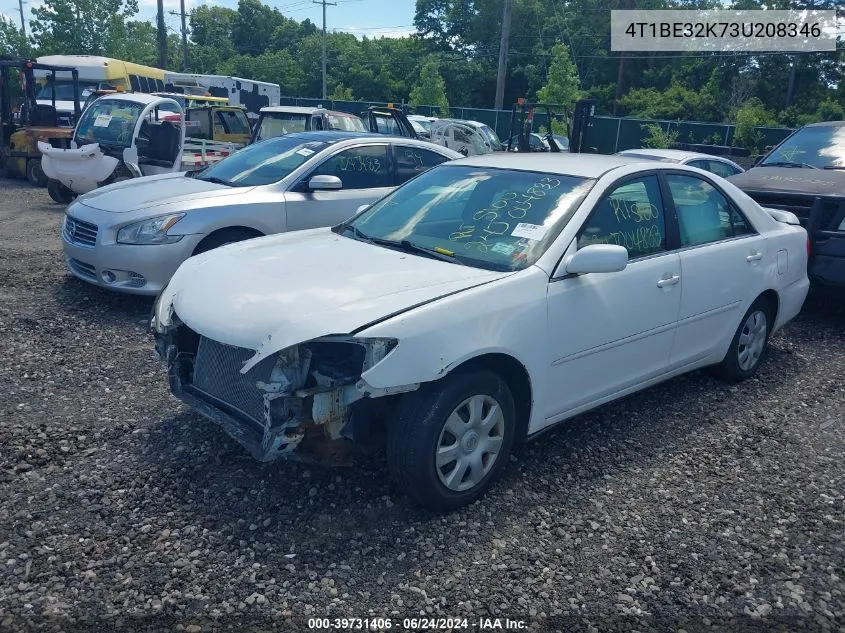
top-left (394, 146), bottom-right (450, 184)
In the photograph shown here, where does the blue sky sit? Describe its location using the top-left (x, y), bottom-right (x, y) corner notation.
top-left (2, 0), bottom-right (417, 40)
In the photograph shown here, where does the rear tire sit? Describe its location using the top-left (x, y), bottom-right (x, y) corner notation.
top-left (711, 297), bottom-right (773, 383)
top-left (192, 228), bottom-right (263, 255)
top-left (26, 159), bottom-right (47, 187)
top-left (47, 179), bottom-right (74, 204)
top-left (386, 368), bottom-right (516, 511)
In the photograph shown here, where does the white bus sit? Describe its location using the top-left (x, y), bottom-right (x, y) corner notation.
top-left (163, 73), bottom-right (280, 124)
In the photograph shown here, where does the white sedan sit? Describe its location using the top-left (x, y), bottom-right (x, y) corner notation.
top-left (616, 148), bottom-right (745, 179)
top-left (152, 154), bottom-right (810, 510)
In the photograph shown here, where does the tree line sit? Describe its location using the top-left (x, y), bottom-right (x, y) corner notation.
top-left (1, 0), bottom-right (842, 137)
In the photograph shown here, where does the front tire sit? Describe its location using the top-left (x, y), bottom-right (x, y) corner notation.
top-left (47, 179), bottom-right (74, 204)
top-left (27, 159), bottom-right (47, 187)
top-left (712, 298), bottom-right (773, 383)
top-left (387, 369), bottom-right (516, 511)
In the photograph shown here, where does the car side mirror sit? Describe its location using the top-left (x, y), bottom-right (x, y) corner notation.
top-left (356, 204), bottom-right (370, 214)
top-left (309, 175), bottom-right (342, 191)
top-left (562, 244), bottom-right (628, 275)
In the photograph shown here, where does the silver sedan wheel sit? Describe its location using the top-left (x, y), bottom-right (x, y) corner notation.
top-left (436, 394), bottom-right (505, 492)
top-left (737, 309), bottom-right (767, 372)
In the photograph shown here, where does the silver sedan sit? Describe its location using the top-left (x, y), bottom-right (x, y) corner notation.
top-left (61, 131), bottom-right (461, 295)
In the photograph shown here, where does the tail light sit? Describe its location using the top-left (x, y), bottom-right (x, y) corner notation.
top-left (806, 238), bottom-right (811, 257)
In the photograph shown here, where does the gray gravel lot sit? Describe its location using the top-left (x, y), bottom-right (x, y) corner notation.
top-left (1, 178), bottom-right (844, 632)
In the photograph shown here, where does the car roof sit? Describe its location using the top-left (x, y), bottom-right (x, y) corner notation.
top-left (804, 120), bottom-right (845, 128)
top-left (92, 93), bottom-right (173, 106)
top-left (259, 106), bottom-right (357, 116)
top-left (451, 153), bottom-right (642, 177)
top-left (618, 148), bottom-right (704, 161)
top-left (270, 131), bottom-right (460, 152)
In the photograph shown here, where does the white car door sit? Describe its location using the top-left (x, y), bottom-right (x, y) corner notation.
top-left (663, 172), bottom-right (769, 367)
top-left (283, 144), bottom-right (395, 232)
top-left (545, 174), bottom-right (682, 420)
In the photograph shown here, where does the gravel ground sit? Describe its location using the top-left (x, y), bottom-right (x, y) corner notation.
top-left (1, 178), bottom-right (844, 633)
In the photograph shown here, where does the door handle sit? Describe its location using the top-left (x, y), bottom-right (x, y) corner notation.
top-left (657, 275), bottom-right (680, 288)
top-left (746, 251), bottom-right (763, 262)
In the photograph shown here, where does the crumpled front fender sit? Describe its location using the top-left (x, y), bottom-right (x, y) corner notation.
top-left (38, 141), bottom-right (119, 194)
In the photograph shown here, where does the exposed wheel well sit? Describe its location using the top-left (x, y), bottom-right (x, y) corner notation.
top-left (192, 226), bottom-right (264, 256)
top-left (757, 289), bottom-right (780, 327)
top-left (454, 353), bottom-right (533, 442)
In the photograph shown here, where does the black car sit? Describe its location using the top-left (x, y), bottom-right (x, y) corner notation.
top-left (728, 121), bottom-right (845, 288)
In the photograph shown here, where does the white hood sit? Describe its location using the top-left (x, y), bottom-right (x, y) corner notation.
top-left (77, 173), bottom-right (245, 212)
top-left (162, 228), bottom-right (512, 370)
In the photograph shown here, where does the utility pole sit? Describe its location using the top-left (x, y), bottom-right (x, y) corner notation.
top-left (494, 0), bottom-right (511, 111)
top-left (17, 0), bottom-right (26, 38)
top-left (313, 0), bottom-right (336, 101)
top-left (180, 0), bottom-right (188, 71)
top-left (156, 0), bottom-right (168, 70)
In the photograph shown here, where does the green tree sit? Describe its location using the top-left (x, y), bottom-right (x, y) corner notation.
top-left (641, 122), bottom-right (680, 148)
top-left (733, 98), bottom-right (776, 153)
top-left (0, 17), bottom-right (29, 57)
top-left (536, 43), bottom-right (580, 105)
top-left (409, 58), bottom-right (449, 116)
top-left (231, 0), bottom-right (285, 56)
top-left (328, 82), bottom-right (355, 101)
top-left (30, 0), bottom-right (139, 55)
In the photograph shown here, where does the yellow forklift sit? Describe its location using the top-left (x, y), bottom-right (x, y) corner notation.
top-left (0, 57), bottom-right (81, 186)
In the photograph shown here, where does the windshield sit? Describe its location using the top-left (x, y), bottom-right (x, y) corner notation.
top-left (346, 165), bottom-right (594, 271)
top-left (196, 137), bottom-right (329, 187)
top-left (761, 125), bottom-right (845, 169)
top-left (552, 135), bottom-right (570, 151)
top-left (38, 80), bottom-right (98, 102)
top-left (255, 112), bottom-right (310, 141)
top-left (479, 125), bottom-right (503, 151)
top-left (74, 98), bottom-right (144, 148)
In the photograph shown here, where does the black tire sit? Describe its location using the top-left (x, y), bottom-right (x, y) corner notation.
top-left (711, 297), bottom-right (774, 383)
top-left (47, 179), bottom-right (74, 204)
top-left (26, 159), bottom-right (47, 187)
top-left (193, 228), bottom-right (263, 255)
top-left (386, 368), bottom-right (516, 511)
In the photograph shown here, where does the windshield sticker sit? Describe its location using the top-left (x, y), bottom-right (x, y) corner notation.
top-left (93, 114), bottom-right (113, 128)
top-left (511, 222), bottom-right (548, 240)
top-left (296, 148), bottom-right (315, 157)
top-left (448, 177), bottom-right (563, 251)
top-left (490, 242), bottom-right (516, 256)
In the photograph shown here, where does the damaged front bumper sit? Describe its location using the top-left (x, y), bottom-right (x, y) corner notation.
top-left (153, 317), bottom-right (417, 463)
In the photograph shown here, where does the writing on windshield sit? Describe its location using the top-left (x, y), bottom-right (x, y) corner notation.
top-left (350, 166), bottom-right (594, 272)
top-left (762, 125), bottom-right (845, 169)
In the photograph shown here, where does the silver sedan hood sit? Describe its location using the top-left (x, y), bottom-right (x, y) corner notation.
top-left (159, 228), bottom-right (512, 372)
top-left (77, 173), bottom-right (247, 213)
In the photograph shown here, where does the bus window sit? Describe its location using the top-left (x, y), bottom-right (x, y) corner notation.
top-left (129, 75), bottom-right (140, 92)
top-left (139, 76), bottom-right (150, 92)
